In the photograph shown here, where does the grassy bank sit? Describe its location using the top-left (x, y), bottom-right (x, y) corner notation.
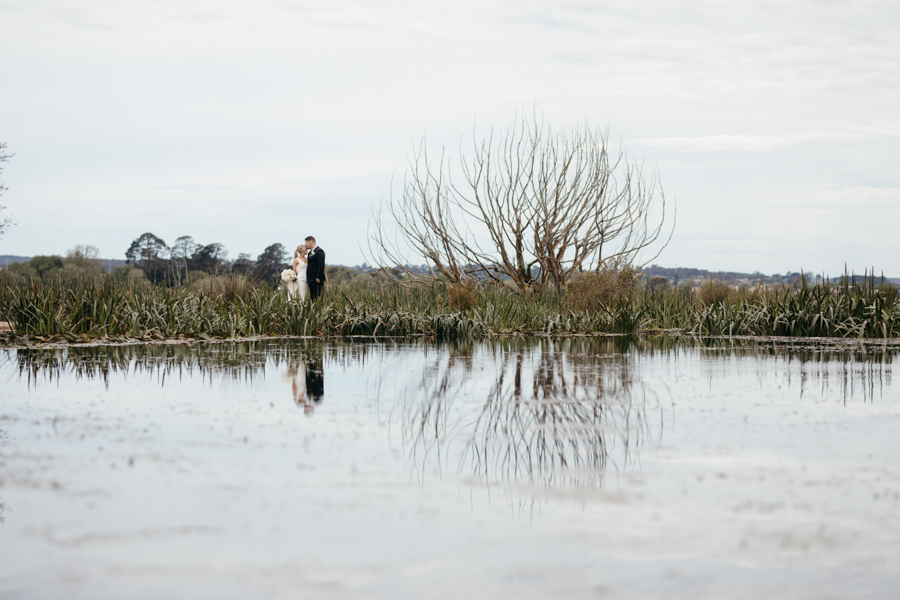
top-left (0, 273), bottom-right (898, 342)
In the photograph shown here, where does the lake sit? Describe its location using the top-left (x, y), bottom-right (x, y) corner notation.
top-left (1, 338), bottom-right (898, 599)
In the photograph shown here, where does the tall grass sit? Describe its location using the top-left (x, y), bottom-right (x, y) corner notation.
top-left (1, 271), bottom-right (898, 340)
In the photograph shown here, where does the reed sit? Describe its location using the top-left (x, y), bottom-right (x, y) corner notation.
top-left (1, 270), bottom-right (898, 341)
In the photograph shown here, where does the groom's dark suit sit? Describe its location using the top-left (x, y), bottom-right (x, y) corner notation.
top-left (306, 246), bottom-right (326, 300)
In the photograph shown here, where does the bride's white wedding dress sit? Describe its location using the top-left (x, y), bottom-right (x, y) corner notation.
top-left (287, 258), bottom-right (309, 301)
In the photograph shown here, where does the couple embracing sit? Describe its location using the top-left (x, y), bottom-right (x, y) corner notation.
top-left (287, 236), bottom-right (326, 301)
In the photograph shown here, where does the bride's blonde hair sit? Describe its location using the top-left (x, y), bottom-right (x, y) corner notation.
top-left (295, 245), bottom-right (305, 258)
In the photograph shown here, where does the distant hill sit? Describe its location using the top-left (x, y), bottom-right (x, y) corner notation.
top-left (644, 265), bottom-right (900, 286)
top-left (0, 255), bottom-right (127, 272)
top-left (2, 255), bottom-right (897, 285)
top-left (643, 265), bottom-right (773, 284)
top-left (0, 255), bottom-right (31, 268)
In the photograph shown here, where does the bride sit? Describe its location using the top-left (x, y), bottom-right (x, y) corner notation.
top-left (287, 245), bottom-right (309, 301)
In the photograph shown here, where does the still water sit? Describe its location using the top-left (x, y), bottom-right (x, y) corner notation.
top-left (0, 338), bottom-right (898, 599)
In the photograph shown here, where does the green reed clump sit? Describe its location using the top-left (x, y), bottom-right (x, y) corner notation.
top-left (690, 271), bottom-right (900, 338)
top-left (0, 276), bottom-right (327, 338)
top-left (637, 284), bottom-right (696, 331)
top-left (2, 269), bottom-right (898, 340)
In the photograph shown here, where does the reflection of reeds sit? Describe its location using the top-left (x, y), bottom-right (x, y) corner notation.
top-left (657, 336), bottom-right (894, 404)
top-left (8, 340), bottom-right (326, 389)
top-left (696, 341), bottom-right (894, 405)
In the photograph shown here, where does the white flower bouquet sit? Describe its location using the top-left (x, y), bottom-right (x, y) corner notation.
top-left (280, 269), bottom-right (297, 283)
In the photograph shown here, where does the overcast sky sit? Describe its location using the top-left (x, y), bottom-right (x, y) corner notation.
top-left (1, 0), bottom-right (898, 275)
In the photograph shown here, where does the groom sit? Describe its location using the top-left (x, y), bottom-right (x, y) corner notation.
top-left (304, 236), bottom-right (326, 300)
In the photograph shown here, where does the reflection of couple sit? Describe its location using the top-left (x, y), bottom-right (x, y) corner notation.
top-left (292, 360), bottom-right (324, 415)
top-left (286, 236), bottom-right (326, 302)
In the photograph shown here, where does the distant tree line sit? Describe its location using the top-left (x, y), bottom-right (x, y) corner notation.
top-left (0, 230), bottom-right (400, 289)
top-left (0, 236), bottom-right (291, 286)
top-left (4, 245), bottom-right (106, 281)
top-left (124, 233), bottom-right (290, 285)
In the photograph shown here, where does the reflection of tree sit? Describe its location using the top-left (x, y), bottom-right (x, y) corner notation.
top-left (393, 339), bottom-right (476, 480)
top-left (396, 337), bottom-right (664, 492)
top-left (0, 428), bottom-right (8, 523)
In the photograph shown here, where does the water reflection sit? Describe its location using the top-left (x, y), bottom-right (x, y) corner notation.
top-left (9, 342), bottom-right (274, 387)
top-left (0, 429), bottom-right (7, 523)
top-left (4, 337), bottom-right (896, 495)
top-left (388, 338), bottom-right (663, 493)
top-left (289, 358), bottom-right (325, 414)
top-left (685, 338), bottom-right (896, 404)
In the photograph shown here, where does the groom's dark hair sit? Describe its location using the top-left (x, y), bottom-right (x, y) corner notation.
top-left (305, 236), bottom-right (316, 243)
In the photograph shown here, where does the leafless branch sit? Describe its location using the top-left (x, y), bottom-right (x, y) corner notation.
top-left (0, 142), bottom-right (14, 237)
top-left (369, 114), bottom-right (674, 291)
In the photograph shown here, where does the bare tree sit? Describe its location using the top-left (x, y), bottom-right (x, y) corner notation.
top-left (171, 235), bottom-right (199, 283)
top-left (369, 147), bottom-right (471, 285)
top-left (64, 244), bottom-right (104, 278)
top-left (370, 114), bottom-right (674, 291)
top-left (0, 142), bottom-right (13, 237)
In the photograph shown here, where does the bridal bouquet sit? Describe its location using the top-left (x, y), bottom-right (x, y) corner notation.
top-left (280, 269), bottom-right (297, 283)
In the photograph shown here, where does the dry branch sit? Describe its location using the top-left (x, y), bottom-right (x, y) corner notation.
top-left (370, 114), bottom-right (674, 291)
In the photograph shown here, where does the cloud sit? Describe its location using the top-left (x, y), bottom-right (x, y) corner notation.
top-left (2, 0), bottom-right (900, 274)
top-left (0, 2), bottom-right (26, 13)
top-left (774, 185), bottom-right (900, 211)
top-left (48, 6), bottom-right (112, 31)
top-left (633, 127), bottom-right (900, 152)
top-left (152, 183), bottom-right (261, 194)
top-left (168, 11), bottom-right (226, 26)
top-left (275, 0), bottom-right (454, 40)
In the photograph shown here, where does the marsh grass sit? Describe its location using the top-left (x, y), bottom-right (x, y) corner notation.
top-left (1, 269), bottom-right (898, 340)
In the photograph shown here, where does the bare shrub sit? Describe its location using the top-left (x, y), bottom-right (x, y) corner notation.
top-left (699, 279), bottom-right (732, 306)
top-left (647, 276), bottom-right (668, 292)
top-left (193, 274), bottom-right (254, 301)
top-left (126, 268), bottom-right (151, 289)
top-left (565, 262), bottom-right (641, 312)
top-left (64, 244), bottom-right (104, 279)
top-left (449, 281), bottom-right (477, 311)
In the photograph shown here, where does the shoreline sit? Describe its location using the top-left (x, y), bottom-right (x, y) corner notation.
top-left (2, 329), bottom-right (900, 351)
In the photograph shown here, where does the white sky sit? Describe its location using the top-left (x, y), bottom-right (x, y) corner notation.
top-left (1, 0), bottom-right (898, 275)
